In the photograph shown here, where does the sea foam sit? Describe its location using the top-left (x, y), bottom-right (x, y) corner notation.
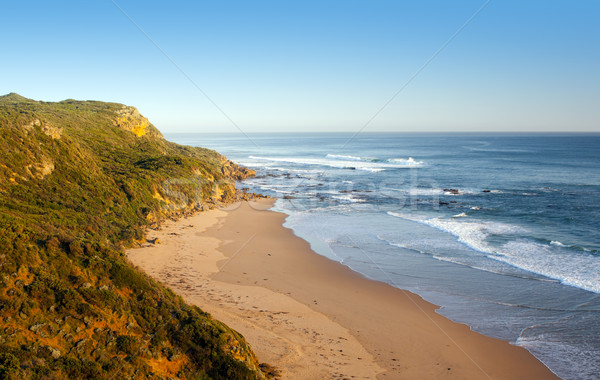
top-left (387, 212), bottom-right (600, 294)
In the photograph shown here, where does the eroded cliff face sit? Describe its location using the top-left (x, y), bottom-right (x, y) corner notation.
top-left (113, 105), bottom-right (163, 139)
top-left (111, 106), bottom-right (260, 216)
top-left (148, 158), bottom-right (261, 223)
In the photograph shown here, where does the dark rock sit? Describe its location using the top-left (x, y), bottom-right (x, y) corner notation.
top-left (72, 339), bottom-right (88, 354)
top-left (147, 237), bottom-right (160, 244)
top-left (76, 339), bottom-right (88, 348)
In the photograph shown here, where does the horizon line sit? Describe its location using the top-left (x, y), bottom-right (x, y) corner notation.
top-left (163, 130), bottom-right (600, 135)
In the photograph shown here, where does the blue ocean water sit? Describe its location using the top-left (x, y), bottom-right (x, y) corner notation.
top-left (167, 132), bottom-right (600, 379)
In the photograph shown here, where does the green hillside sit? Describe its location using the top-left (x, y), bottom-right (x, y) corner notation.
top-left (0, 94), bottom-right (270, 379)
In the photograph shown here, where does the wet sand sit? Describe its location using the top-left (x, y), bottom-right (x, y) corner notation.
top-left (128, 199), bottom-right (558, 379)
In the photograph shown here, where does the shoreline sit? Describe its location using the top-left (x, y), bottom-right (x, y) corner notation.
top-left (128, 199), bottom-right (558, 379)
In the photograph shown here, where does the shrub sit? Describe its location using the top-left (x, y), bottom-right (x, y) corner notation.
top-left (0, 353), bottom-right (20, 378)
top-left (116, 335), bottom-right (140, 356)
top-left (61, 357), bottom-right (102, 378)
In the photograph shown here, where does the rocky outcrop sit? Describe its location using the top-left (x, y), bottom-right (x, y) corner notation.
top-left (21, 118), bottom-right (62, 139)
top-left (113, 106), bottom-right (162, 138)
top-left (25, 155), bottom-right (55, 180)
top-left (222, 160), bottom-right (256, 180)
top-left (21, 118), bottom-right (41, 134)
top-left (41, 122), bottom-right (63, 139)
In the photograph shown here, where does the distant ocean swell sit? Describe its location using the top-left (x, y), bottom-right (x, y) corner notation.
top-left (387, 211), bottom-right (600, 294)
top-left (167, 133), bottom-right (600, 380)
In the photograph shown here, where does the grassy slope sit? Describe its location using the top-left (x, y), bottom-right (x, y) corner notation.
top-left (0, 94), bottom-right (268, 379)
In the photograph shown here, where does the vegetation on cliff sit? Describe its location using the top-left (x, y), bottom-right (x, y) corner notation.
top-left (0, 93), bottom-right (267, 379)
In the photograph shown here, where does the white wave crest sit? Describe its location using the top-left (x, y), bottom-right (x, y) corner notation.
top-left (326, 154), bottom-right (363, 161)
top-left (407, 188), bottom-right (444, 196)
top-left (387, 157), bottom-right (423, 165)
top-left (550, 240), bottom-right (568, 247)
top-left (248, 155), bottom-right (423, 172)
top-left (257, 185), bottom-right (296, 194)
top-left (332, 194), bottom-right (366, 203)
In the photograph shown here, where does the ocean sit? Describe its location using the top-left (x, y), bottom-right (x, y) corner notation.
top-left (167, 132), bottom-right (600, 379)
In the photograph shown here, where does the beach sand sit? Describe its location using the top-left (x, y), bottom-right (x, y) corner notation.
top-left (127, 199), bottom-right (558, 379)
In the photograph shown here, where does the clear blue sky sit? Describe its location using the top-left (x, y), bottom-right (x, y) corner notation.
top-left (1, 1), bottom-right (598, 132)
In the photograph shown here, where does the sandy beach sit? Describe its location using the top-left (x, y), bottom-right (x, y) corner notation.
top-left (127, 199), bottom-right (558, 379)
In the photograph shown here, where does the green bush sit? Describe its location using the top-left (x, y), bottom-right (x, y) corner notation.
top-left (116, 335), bottom-right (140, 356)
top-left (61, 357), bottom-right (102, 378)
top-left (0, 353), bottom-right (20, 378)
top-left (109, 262), bottom-right (151, 292)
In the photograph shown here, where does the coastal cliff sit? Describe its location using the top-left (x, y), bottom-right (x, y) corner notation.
top-left (0, 94), bottom-right (267, 379)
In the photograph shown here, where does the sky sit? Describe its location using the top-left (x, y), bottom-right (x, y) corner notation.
top-left (1, 1), bottom-right (599, 133)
